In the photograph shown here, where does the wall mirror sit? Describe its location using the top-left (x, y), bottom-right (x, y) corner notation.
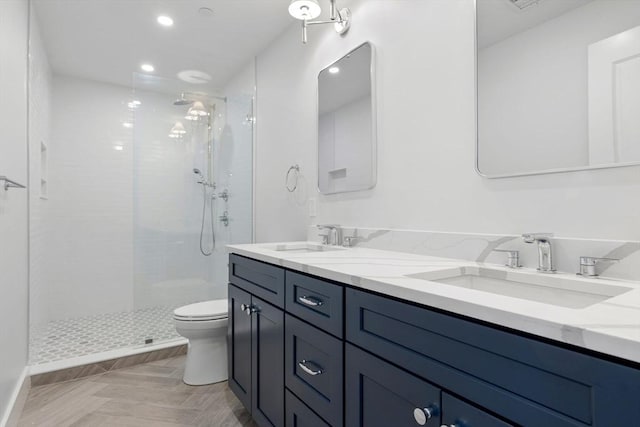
top-left (477, 0), bottom-right (640, 178)
top-left (318, 42), bottom-right (376, 194)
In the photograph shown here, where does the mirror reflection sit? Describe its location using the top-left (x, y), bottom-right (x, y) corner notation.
top-left (318, 42), bottom-right (376, 194)
top-left (477, 0), bottom-right (640, 177)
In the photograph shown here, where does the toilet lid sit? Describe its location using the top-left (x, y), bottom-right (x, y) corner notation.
top-left (174, 300), bottom-right (228, 321)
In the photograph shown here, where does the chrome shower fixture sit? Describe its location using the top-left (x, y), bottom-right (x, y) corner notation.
top-left (288, 0), bottom-right (351, 44)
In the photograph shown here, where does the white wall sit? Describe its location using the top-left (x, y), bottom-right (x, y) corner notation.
top-left (255, 0), bottom-right (640, 244)
top-left (0, 0), bottom-right (29, 422)
top-left (478, 0), bottom-right (640, 175)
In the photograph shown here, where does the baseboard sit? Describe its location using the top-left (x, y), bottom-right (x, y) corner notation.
top-left (0, 367), bottom-right (31, 427)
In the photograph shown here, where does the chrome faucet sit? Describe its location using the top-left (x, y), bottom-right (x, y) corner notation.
top-left (522, 233), bottom-right (556, 273)
top-left (317, 224), bottom-right (342, 246)
top-left (577, 256), bottom-right (619, 277)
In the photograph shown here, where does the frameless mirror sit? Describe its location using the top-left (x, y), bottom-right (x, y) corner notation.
top-left (477, 0), bottom-right (640, 178)
top-left (318, 42), bottom-right (376, 194)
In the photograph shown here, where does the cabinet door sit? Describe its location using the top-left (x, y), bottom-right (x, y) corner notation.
top-left (228, 284), bottom-right (253, 411)
top-left (441, 393), bottom-right (513, 427)
top-left (252, 296), bottom-right (285, 427)
top-left (345, 344), bottom-right (441, 427)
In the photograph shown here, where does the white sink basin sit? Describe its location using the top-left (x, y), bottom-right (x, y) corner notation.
top-left (260, 242), bottom-right (346, 253)
top-left (406, 266), bottom-right (632, 309)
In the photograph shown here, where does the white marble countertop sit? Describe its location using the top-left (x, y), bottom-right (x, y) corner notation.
top-left (227, 242), bottom-right (640, 364)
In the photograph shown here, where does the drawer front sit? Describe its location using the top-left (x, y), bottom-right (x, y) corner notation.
top-left (346, 288), bottom-right (640, 426)
top-left (285, 314), bottom-right (343, 427)
top-left (285, 390), bottom-right (330, 427)
top-left (229, 254), bottom-right (285, 308)
top-left (345, 344), bottom-right (441, 427)
top-left (286, 271), bottom-right (343, 338)
top-left (442, 393), bottom-right (513, 427)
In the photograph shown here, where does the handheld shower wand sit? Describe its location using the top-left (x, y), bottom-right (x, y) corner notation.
top-left (194, 168), bottom-right (215, 256)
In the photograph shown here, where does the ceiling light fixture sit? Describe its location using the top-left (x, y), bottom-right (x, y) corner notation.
top-left (140, 63), bottom-right (155, 72)
top-left (328, 66), bottom-right (340, 74)
top-left (187, 101), bottom-right (209, 119)
top-left (169, 121), bottom-right (186, 138)
top-left (157, 15), bottom-right (174, 27)
top-left (288, 0), bottom-right (351, 44)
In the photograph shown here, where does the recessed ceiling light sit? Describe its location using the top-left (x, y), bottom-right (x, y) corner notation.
top-left (157, 15), bottom-right (174, 27)
top-left (140, 63), bottom-right (155, 72)
top-left (114, 145), bottom-right (124, 151)
top-left (328, 66), bottom-right (340, 74)
top-left (122, 122), bottom-right (133, 129)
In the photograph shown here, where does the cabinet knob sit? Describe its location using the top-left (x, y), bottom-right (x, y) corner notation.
top-left (413, 405), bottom-right (438, 425)
top-left (240, 303), bottom-right (257, 316)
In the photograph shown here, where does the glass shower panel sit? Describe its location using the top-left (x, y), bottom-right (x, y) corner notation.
top-left (131, 74), bottom-right (253, 346)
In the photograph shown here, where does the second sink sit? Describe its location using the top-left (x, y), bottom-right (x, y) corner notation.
top-left (406, 266), bottom-right (632, 309)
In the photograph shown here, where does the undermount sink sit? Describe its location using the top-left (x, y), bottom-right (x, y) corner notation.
top-left (406, 266), bottom-right (632, 309)
top-left (260, 242), bottom-right (346, 253)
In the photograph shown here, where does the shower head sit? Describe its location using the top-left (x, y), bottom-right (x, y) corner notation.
top-left (193, 168), bottom-right (202, 175)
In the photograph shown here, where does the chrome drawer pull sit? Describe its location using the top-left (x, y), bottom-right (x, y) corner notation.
top-left (298, 360), bottom-right (323, 376)
top-left (298, 295), bottom-right (323, 307)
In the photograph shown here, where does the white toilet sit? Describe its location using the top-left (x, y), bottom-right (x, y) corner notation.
top-left (173, 299), bottom-right (228, 386)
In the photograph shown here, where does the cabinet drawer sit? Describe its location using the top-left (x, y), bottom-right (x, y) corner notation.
top-left (229, 254), bottom-right (285, 308)
top-left (442, 393), bottom-right (513, 427)
top-left (286, 271), bottom-right (343, 338)
top-left (285, 314), bottom-right (343, 427)
top-left (345, 344), bottom-right (441, 427)
top-left (285, 390), bottom-right (330, 427)
top-left (346, 288), bottom-right (640, 426)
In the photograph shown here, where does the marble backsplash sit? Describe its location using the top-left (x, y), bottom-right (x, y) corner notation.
top-left (308, 226), bottom-right (640, 281)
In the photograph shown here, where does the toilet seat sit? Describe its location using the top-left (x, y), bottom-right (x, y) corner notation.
top-left (173, 300), bottom-right (228, 322)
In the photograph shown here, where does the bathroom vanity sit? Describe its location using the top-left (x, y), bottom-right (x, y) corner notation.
top-left (226, 244), bottom-right (640, 427)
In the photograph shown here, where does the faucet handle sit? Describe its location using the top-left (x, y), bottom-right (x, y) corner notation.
top-left (492, 249), bottom-right (521, 268)
top-left (578, 256), bottom-right (619, 277)
top-left (522, 233), bottom-right (554, 243)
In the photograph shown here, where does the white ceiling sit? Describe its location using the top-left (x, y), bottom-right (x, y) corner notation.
top-left (477, 0), bottom-right (595, 49)
top-left (33, 0), bottom-right (294, 93)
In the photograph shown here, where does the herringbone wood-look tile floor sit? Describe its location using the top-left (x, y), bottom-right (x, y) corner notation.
top-left (18, 356), bottom-right (257, 427)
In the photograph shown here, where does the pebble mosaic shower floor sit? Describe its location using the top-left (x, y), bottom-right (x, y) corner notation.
top-left (29, 305), bottom-right (183, 365)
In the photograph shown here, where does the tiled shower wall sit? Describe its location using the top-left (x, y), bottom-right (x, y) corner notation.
top-left (28, 15), bottom-right (53, 328)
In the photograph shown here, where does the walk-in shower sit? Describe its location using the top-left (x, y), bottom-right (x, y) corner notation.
top-left (27, 0), bottom-right (255, 368)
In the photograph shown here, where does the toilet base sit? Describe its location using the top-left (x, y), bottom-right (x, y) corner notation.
top-left (183, 336), bottom-right (228, 386)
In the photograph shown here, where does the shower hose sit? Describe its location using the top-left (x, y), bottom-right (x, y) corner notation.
top-left (199, 184), bottom-right (215, 256)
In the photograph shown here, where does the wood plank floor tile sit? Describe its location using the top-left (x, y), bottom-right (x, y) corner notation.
top-left (18, 356), bottom-right (254, 427)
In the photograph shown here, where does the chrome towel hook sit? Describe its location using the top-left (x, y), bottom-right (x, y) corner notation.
top-left (286, 164), bottom-right (300, 192)
top-left (0, 176), bottom-right (26, 191)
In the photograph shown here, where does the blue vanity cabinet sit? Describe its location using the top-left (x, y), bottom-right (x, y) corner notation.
top-left (345, 287), bottom-right (640, 427)
top-left (228, 258), bottom-right (285, 427)
top-left (229, 252), bottom-right (640, 427)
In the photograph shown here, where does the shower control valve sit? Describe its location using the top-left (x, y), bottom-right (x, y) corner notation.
top-left (219, 211), bottom-right (230, 227)
top-left (218, 189), bottom-right (229, 202)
